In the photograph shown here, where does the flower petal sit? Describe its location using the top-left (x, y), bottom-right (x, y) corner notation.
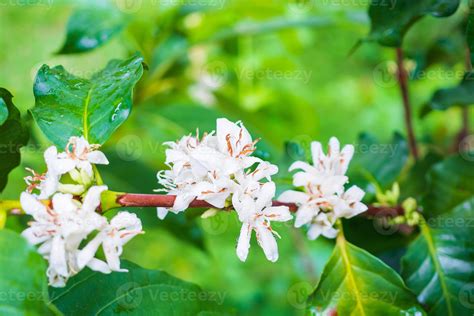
top-left (236, 223), bottom-right (252, 262)
top-left (82, 185), bottom-right (108, 213)
top-left (86, 151), bottom-right (109, 165)
top-left (255, 225), bottom-right (279, 262)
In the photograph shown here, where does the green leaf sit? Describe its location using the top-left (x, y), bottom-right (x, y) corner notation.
top-left (0, 88), bottom-right (29, 192)
top-left (422, 72), bottom-right (474, 116)
top-left (31, 54), bottom-right (144, 148)
top-left (307, 234), bottom-right (424, 315)
top-left (49, 260), bottom-right (230, 315)
top-left (367, 0), bottom-right (460, 47)
top-left (401, 199), bottom-right (474, 315)
top-left (0, 229), bottom-right (58, 315)
top-left (467, 2), bottom-right (474, 66)
top-left (58, 6), bottom-right (126, 54)
top-left (421, 155), bottom-right (474, 217)
top-left (349, 132), bottom-right (409, 196)
top-left (0, 98), bottom-right (8, 126)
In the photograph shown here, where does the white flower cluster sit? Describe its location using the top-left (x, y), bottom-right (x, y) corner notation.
top-left (21, 137), bottom-right (143, 287)
top-left (157, 118), bottom-right (292, 262)
top-left (279, 138), bottom-right (367, 239)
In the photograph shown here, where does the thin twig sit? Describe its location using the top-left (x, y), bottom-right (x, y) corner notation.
top-left (116, 193), bottom-right (401, 216)
top-left (396, 48), bottom-right (419, 160)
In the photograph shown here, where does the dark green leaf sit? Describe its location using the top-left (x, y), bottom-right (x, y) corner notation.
top-left (0, 88), bottom-right (29, 192)
top-left (307, 235), bottom-right (424, 315)
top-left (49, 260), bottom-right (230, 315)
top-left (423, 72), bottom-right (474, 116)
top-left (58, 6), bottom-right (126, 54)
top-left (421, 155), bottom-right (474, 217)
top-left (349, 132), bottom-right (409, 196)
top-left (0, 229), bottom-right (58, 315)
top-left (467, 2), bottom-right (474, 66)
top-left (401, 199), bottom-right (474, 315)
top-left (31, 54), bottom-right (144, 148)
top-left (368, 0), bottom-right (460, 47)
top-left (0, 98), bottom-right (8, 126)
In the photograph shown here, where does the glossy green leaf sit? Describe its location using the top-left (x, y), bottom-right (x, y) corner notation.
top-left (31, 54), bottom-right (144, 148)
top-left (0, 229), bottom-right (58, 315)
top-left (0, 98), bottom-right (8, 126)
top-left (0, 88), bottom-right (29, 192)
top-left (307, 234), bottom-right (424, 315)
top-left (367, 0), bottom-right (460, 47)
top-left (421, 155), bottom-right (474, 217)
top-left (401, 198), bottom-right (474, 315)
top-left (422, 72), bottom-right (474, 116)
top-left (58, 6), bottom-right (126, 54)
top-left (349, 132), bottom-right (409, 196)
top-left (49, 261), bottom-right (230, 315)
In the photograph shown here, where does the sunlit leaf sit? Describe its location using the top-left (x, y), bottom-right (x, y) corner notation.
top-left (58, 6), bottom-right (126, 54)
top-left (0, 229), bottom-right (58, 315)
top-left (307, 234), bottom-right (424, 315)
top-left (401, 198), bottom-right (474, 315)
top-left (0, 88), bottom-right (29, 192)
top-left (49, 260), bottom-right (230, 315)
top-left (31, 54), bottom-right (144, 148)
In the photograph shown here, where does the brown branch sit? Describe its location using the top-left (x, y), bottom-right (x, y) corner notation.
top-left (116, 193), bottom-right (402, 216)
top-left (396, 48), bottom-right (419, 160)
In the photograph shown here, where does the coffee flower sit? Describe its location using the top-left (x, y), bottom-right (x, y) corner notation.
top-left (156, 118), bottom-right (290, 262)
top-left (24, 136), bottom-right (108, 199)
top-left (279, 137), bottom-right (367, 240)
top-left (20, 186), bottom-right (142, 287)
top-left (156, 118), bottom-right (269, 217)
top-left (233, 182), bottom-right (292, 262)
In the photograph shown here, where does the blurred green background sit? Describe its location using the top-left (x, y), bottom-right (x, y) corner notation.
top-left (0, 0), bottom-right (472, 314)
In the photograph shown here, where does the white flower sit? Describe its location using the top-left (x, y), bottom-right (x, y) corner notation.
top-left (156, 119), bottom-right (269, 217)
top-left (77, 212), bottom-right (143, 273)
top-left (21, 186), bottom-right (108, 287)
top-left (58, 136), bottom-right (109, 177)
top-left (280, 137), bottom-right (366, 240)
top-left (24, 136), bottom-right (108, 199)
top-left (233, 182), bottom-right (292, 262)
